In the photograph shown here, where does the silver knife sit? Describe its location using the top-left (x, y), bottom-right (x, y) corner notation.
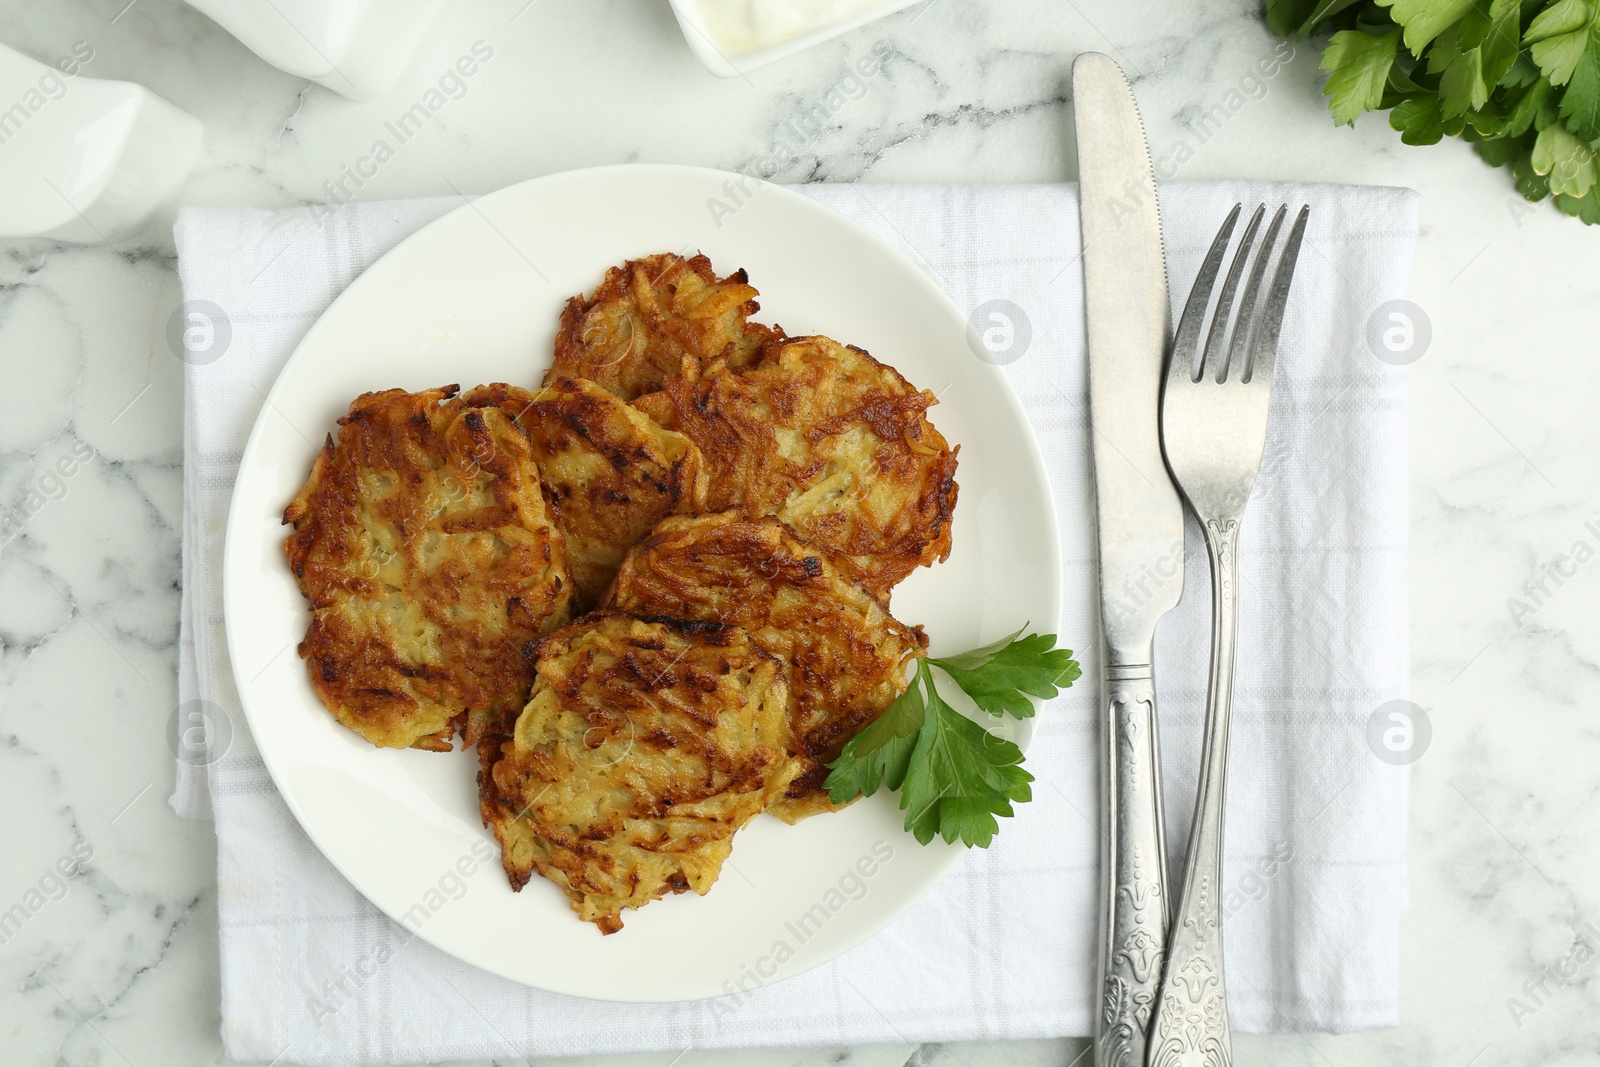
top-left (1072, 52), bottom-right (1186, 1067)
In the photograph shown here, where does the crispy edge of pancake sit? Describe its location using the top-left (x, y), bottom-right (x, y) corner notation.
top-left (462, 379), bottom-right (709, 612)
top-left (546, 252), bottom-right (781, 400)
top-left (602, 511), bottom-right (927, 822)
top-left (283, 385), bottom-right (575, 751)
top-left (476, 612), bottom-right (800, 933)
top-left (631, 335), bottom-right (959, 600)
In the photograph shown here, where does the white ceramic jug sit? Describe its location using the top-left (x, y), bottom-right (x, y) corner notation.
top-left (0, 41), bottom-right (202, 243)
top-left (181, 0), bottom-right (450, 100)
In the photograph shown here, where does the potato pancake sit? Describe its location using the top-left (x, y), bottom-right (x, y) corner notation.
top-left (283, 386), bottom-right (574, 751)
top-left (462, 379), bottom-right (708, 611)
top-left (632, 335), bottom-right (959, 599)
top-left (478, 612), bottom-right (799, 933)
top-left (604, 512), bottom-right (926, 821)
top-left (546, 252), bottom-right (780, 399)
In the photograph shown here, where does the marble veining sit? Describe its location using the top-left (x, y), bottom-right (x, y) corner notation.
top-left (1, 0), bottom-right (1598, 1065)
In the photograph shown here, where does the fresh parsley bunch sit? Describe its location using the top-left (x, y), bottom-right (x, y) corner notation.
top-left (824, 628), bottom-right (1081, 848)
top-left (1268, 0), bottom-right (1600, 223)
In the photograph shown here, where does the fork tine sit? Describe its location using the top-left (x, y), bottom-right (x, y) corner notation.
top-left (1227, 205), bottom-right (1287, 384)
top-left (1204, 205), bottom-right (1266, 383)
top-left (1171, 203), bottom-right (1241, 384)
top-left (1243, 205), bottom-right (1310, 385)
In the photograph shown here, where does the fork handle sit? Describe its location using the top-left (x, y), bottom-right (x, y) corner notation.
top-left (1094, 647), bottom-right (1170, 1067)
top-left (1146, 517), bottom-right (1240, 1067)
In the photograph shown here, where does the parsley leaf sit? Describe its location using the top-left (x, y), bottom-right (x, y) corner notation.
top-left (1427, 0), bottom-right (1520, 117)
top-left (1514, 146), bottom-right (1554, 200)
top-left (1323, 27), bottom-right (1403, 123)
top-left (1391, 95), bottom-right (1448, 143)
top-left (1533, 123), bottom-right (1600, 196)
top-left (931, 632), bottom-right (1083, 719)
top-left (1505, 78), bottom-right (1558, 137)
top-left (898, 663), bottom-right (1033, 847)
top-left (1475, 133), bottom-right (1523, 166)
top-left (1429, 26), bottom-right (1488, 117)
top-left (1378, 0), bottom-right (1475, 56)
top-left (1501, 53), bottom-right (1544, 90)
top-left (1526, 0), bottom-right (1596, 86)
top-left (1558, 188), bottom-right (1600, 220)
top-left (824, 631), bottom-right (1081, 848)
top-left (824, 678), bottom-right (922, 803)
top-left (1559, 27), bottom-right (1600, 141)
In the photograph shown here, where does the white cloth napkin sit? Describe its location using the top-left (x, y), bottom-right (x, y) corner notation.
top-left (173, 180), bottom-right (1417, 1065)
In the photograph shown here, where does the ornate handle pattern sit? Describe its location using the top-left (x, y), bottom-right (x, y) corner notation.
top-left (1146, 517), bottom-right (1240, 1067)
top-left (1094, 654), bottom-right (1170, 1067)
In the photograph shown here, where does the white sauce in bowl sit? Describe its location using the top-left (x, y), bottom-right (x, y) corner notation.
top-left (695, 0), bottom-right (889, 52)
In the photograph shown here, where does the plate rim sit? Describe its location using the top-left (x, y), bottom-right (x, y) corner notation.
top-left (221, 162), bottom-right (1063, 1001)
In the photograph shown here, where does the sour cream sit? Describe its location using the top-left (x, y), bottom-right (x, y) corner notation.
top-left (695, 0), bottom-right (891, 52)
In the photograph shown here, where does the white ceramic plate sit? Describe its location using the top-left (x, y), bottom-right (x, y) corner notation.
top-left (224, 164), bottom-right (1061, 1002)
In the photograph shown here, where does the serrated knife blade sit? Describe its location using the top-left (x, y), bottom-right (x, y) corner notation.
top-left (1072, 52), bottom-right (1185, 1067)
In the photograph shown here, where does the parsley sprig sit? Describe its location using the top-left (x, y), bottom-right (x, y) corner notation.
top-left (1271, 0), bottom-right (1600, 224)
top-left (824, 628), bottom-right (1081, 848)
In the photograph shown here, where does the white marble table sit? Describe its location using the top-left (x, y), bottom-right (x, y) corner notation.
top-left (1, 1), bottom-right (1597, 1065)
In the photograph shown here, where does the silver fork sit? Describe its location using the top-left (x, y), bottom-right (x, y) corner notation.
top-left (1144, 202), bottom-right (1309, 1067)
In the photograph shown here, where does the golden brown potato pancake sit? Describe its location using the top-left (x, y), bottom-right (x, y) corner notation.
top-left (283, 386), bottom-right (574, 751)
top-left (631, 335), bottom-right (959, 599)
top-left (462, 379), bottom-right (708, 612)
top-left (546, 252), bottom-right (780, 399)
top-left (478, 612), bottom-right (800, 933)
top-left (604, 512), bottom-right (926, 821)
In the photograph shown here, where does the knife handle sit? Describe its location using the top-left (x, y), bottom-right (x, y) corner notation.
top-left (1094, 655), bottom-right (1170, 1067)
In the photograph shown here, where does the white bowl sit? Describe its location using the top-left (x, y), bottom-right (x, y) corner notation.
top-left (0, 41), bottom-right (202, 242)
top-left (668, 0), bottom-right (922, 76)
